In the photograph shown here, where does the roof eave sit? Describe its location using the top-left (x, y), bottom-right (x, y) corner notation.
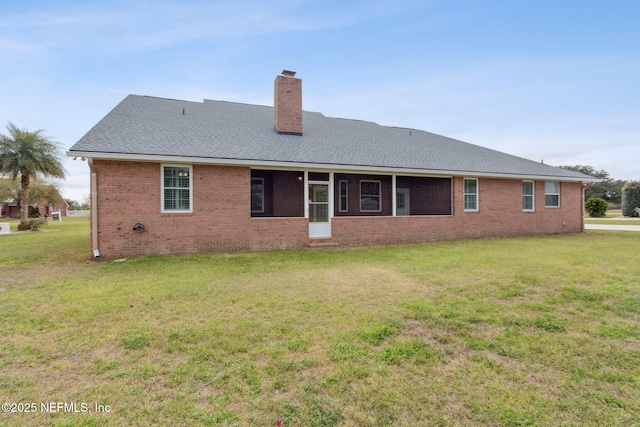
top-left (67, 150), bottom-right (600, 183)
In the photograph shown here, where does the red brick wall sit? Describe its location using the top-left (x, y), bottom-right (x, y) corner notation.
top-left (92, 161), bottom-right (314, 258)
top-left (248, 217), bottom-right (308, 251)
top-left (274, 73), bottom-right (302, 134)
top-left (91, 161), bottom-right (584, 259)
top-left (332, 177), bottom-right (583, 246)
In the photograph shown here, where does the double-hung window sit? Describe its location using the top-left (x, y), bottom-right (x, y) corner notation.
top-left (464, 178), bottom-right (478, 211)
top-left (162, 165), bottom-right (192, 213)
top-left (522, 181), bottom-right (534, 211)
top-left (338, 180), bottom-right (348, 212)
top-left (545, 181), bottom-right (560, 207)
top-left (360, 180), bottom-right (381, 212)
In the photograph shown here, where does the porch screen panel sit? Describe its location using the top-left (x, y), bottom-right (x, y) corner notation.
top-left (251, 170), bottom-right (304, 217)
top-left (396, 176), bottom-right (452, 215)
top-left (251, 178), bottom-right (264, 213)
top-left (360, 181), bottom-right (381, 212)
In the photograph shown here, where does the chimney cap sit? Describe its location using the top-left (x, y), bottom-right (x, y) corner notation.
top-left (281, 70), bottom-right (297, 77)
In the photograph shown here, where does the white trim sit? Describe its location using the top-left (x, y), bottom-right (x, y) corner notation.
top-left (161, 164), bottom-right (193, 213)
top-left (463, 177), bottom-right (479, 212)
top-left (396, 188), bottom-right (410, 216)
top-left (360, 180), bottom-right (382, 212)
top-left (338, 179), bottom-right (348, 213)
top-left (329, 171), bottom-right (334, 222)
top-left (522, 180), bottom-right (535, 212)
top-left (392, 175), bottom-right (397, 217)
top-left (89, 158), bottom-right (100, 258)
top-left (308, 179), bottom-right (332, 239)
top-left (545, 181), bottom-right (561, 208)
top-left (70, 152), bottom-right (598, 183)
top-left (303, 171), bottom-right (309, 219)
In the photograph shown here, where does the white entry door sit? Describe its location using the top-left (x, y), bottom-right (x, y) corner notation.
top-left (309, 183), bottom-right (331, 238)
top-left (396, 188), bottom-right (410, 216)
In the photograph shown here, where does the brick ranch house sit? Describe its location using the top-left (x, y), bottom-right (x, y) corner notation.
top-left (1, 199), bottom-right (67, 219)
top-left (68, 70), bottom-right (596, 259)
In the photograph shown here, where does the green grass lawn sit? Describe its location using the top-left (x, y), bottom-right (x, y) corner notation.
top-left (604, 209), bottom-right (623, 218)
top-left (1, 218), bottom-right (639, 426)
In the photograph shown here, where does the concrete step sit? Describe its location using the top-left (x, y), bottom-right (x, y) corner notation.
top-left (307, 239), bottom-right (339, 249)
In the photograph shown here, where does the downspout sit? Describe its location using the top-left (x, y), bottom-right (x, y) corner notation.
top-left (581, 181), bottom-right (593, 232)
top-left (88, 158), bottom-right (100, 259)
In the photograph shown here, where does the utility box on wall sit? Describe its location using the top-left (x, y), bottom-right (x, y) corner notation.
top-left (0, 223), bottom-right (10, 235)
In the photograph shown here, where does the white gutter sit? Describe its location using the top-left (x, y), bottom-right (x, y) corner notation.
top-left (88, 158), bottom-right (100, 259)
top-left (67, 151), bottom-right (601, 184)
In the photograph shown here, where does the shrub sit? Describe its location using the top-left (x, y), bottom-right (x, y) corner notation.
top-left (585, 197), bottom-right (608, 217)
top-left (27, 218), bottom-right (48, 230)
top-left (621, 182), bottom-right (640, 217)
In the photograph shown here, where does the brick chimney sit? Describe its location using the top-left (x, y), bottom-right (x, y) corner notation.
top-left (274, 70), bottom-right (302, 135)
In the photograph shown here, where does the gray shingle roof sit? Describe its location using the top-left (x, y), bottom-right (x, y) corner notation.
top-left (69, 95), bottom-right (594, 181)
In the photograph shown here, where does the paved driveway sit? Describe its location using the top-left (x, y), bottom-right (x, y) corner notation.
top-left (584, 224), bottom-right (640, 231)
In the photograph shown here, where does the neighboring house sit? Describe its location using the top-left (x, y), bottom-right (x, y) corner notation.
top-left (1, 200), bottom-right (23, 218)
top-left (68, 70), bottom-right (596, 259)
top-left (0, 199), bottom-right (67, 218)
top-left (39, 199), bottom-right (68, 218)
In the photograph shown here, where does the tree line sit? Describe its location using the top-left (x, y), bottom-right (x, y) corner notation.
top-left (559, 165), bottom-right (634, 207)
top-left (560, 165), bottom-right (640, 217)
top-left (1, 121), bottom-right (637, 230)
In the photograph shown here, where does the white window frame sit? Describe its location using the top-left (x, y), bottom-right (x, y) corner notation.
top-left (360, 180), bottom-right (382, 212)
top-left (338, 180), bottom-right (348, 212)
top-left (161, 164), bottom-right (193, 213)
top-left (463, 178), bottom-right (478, 212)
top-left (545, 181), bottom-right (560, 208)
top-left (522, 181), bottom-right (535, 212)
top-left (251, 177), bottom-right (265, 213)
top-left (396, 190), bottom-right (406, 210)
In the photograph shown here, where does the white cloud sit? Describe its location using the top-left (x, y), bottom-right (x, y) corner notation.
top-left (1, 0), bottom-right (637, 198)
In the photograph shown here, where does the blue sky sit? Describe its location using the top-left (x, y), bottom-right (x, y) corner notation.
top-left (1, 0), bottom-right (638, 201)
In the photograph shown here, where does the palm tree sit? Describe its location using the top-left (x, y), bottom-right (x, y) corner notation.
top-left (0, 122), bottom-right (65, 230)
